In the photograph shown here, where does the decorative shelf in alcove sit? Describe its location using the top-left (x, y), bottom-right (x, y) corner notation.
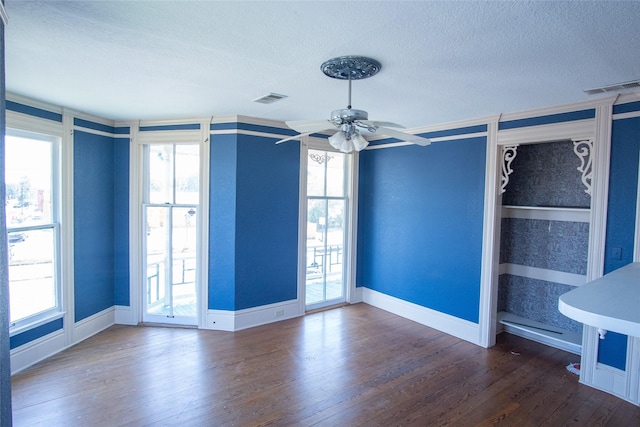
top-left (498, 311), bottom-right (582, 355)
top-left (501, 205), bottom-right (590, 223)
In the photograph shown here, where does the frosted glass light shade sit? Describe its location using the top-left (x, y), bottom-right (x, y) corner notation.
top-left (328, 130), bottom-right (369, 153)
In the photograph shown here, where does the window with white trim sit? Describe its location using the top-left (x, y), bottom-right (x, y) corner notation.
top-left (5, 128), bottom-right (61, 330)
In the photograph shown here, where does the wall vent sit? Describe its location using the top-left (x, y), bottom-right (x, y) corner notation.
top-left (584, 79), bottom-right (640, 95)
top-left (252, 93), bottom-right (288, 104)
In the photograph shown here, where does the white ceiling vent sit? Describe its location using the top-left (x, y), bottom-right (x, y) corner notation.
top-left (252, 93), bottom-right (288, 104)
top-left (584, 79), bottom-right (640, 95)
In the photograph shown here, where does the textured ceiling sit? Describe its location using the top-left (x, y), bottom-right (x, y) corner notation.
top-left (5, 1), bottom-right (640, 129)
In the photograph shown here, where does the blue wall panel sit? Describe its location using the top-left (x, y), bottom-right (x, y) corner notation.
top-left (605, 117), bottom-right (640, 273)
top-left (599, 116), bottom-right (640, 370)
top-left (74, 118), bottom-right (115, 134)
top-left (498, 109), bottom-right (595, 130)
top-left (73, 131), bottom-right (115, 321)
top-left (358, 137), bottom-right (487, 323)
top-left (234, 135), bottom-right (299, 309)
top-left (113, 136), bottom-right (130, 306)
top-left (209, 134), bottom-right (238, 310)
top-left (613, 101), bottom-right (640, 115)
top-left (10, 318), bottom-right (63, 349)
top-left (6, 100), bottom-right (62, 122)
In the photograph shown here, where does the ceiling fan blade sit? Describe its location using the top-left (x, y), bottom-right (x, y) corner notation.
top-left (375, 126), bottom-right (431, 146)
top-left (359, 120), bottom-right (405, 129)
top-left (275, 131), bottom-right (316, 145)
top-left (285, 119), bottom-right (335, 134)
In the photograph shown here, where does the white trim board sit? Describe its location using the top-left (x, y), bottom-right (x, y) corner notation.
top-left (499, 263), bottom-right (587, 287)
top-left (613, 111), bottom-right (640, 121)
top-left (497, 119), bottom-right (595, 146)
top-left (115, 305), bottom-right (137, 325)
top-left (365, 131), bottom-right (488, 150)
top-left (73, 307), bottom-right (115, 344)
top-left (497, 311), bottom-right (581, 355)
top-left (73, 125), bottom-right (120, 139)
top-left (205, 299), bottom-right (302, 332)
top-left (10, 329), bottom-right (66, 375)
top-left (501, 205), bottom-right (590, 223)
top-left (362, 288), bottom-right (480, 345)
top-left (10, 306), bottom-right (115, 375)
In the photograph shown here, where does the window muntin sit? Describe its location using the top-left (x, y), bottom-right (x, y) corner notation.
top-left (5, 130), bottom-right (60, 328)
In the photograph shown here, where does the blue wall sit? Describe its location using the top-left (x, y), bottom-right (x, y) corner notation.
top-left (234, 135), bottom-right (299, 309)
top-left (73, 130), bottom-right (116, 321)
top-left (598, 113), bottom-right (640, 370)
top-left (208, 131), bottom-right (300, 311)
top-left (209, 133), bottom-right (238, 311)
top-left (357, 137), bottom-right (487, 323)
top-left (113, 135), bottom-right (130, 306)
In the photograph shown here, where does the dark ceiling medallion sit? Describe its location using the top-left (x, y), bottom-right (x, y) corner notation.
top-left (320, 56), bottom-right (382, 80)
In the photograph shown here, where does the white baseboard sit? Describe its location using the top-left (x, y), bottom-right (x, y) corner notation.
top-left (115, 305), bottom-right (137, 325)
top-left (10, 329), bottom-right (66, 375)
top-left (74, 306), bottom-right (116, 343)
top-left (350, 286), bottom-right (364, 303)
top-left (205, 309), bottom-right (236, 331)
top-left (587, 363), bottom-right (636, 405)
top-left (11, 306), bottom-right (116, 375)
top-left (204, 299), bottom-right (302, 331)
top-left (362, 288), bottom-right (481, 345)
top-left (580, 327), bottom-right (640, 406)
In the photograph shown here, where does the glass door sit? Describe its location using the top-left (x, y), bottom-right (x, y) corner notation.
top-left (143, 144), bottom-right (199, 325)
top-left (305, 149), bottom-right (348, 310)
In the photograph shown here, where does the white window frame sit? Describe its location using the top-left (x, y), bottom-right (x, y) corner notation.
top-left (297, 136), bottom-right (359, 312)
top-left (6, 112), bottom-right (70, 336)
top-left (130, 123), bottom-right (210, 328)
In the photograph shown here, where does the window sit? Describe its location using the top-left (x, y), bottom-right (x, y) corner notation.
top-left (304, 148), bottom-right (350, 310)
top-left (142, 143), bottom-right (200, 325)
top-left (5, 129), bottom-right (61, 329)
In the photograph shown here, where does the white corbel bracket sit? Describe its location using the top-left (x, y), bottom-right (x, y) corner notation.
top-left (500, 145), bottom-right (518, 195)
top-left (572, 139), bottom-right (593, 196)
top-left (597, 328), bottom-right (608, 339)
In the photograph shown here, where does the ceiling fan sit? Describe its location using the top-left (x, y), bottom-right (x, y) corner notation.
top-left (276, 56), bottom-right (431, 153)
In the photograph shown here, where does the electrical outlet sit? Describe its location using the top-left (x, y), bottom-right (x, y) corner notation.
top-left (611, 247), bottom-right (622, 260)
top-left (275, 309), bottom-right (284, 317)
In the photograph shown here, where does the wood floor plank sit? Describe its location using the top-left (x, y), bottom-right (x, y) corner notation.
top-left (10, 304), bottom-right (640, 426)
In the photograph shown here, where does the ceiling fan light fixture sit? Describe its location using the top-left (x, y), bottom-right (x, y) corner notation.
top-left (353, 133), bottom-right (369, 151)
top-left (328, 129), bottom-right (369, 153)
top-left (328, 131), bottom-right (349, 152)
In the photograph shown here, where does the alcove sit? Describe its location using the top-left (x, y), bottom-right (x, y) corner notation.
top-left (497, 139), bottom-right (592, 354)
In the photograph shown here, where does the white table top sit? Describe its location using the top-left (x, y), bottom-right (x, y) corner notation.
top-left (558, 262), bottom-right (640, 337)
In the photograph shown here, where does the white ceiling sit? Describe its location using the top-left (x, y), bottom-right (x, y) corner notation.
top-left (5, 1), bottom-right (640, 129)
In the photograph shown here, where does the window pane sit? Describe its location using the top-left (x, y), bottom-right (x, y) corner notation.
top-left (325, 200), bottom-right (345, 300)
top-left (307, 150), bottom-right (345, 197)
top-left (146, 206), bottom-right (169, 306)
top-left (307, 149), bottom-right (328, 197)
top-left (9, 229), bottom-right (56, 323)
top-left (306, 199), bottom-right (327, 305)
top-left (148, 145), bottom-right (174, 204)
top-left (326, 152), bottom-right (345, 197)
top-left (5, 136), bottom-right (53, 227)
top-left (175, 145), bottom-right (199, 204)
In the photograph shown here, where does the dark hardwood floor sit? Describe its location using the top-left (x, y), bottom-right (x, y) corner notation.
top-left (11, 304), bottom-right (640, 426)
